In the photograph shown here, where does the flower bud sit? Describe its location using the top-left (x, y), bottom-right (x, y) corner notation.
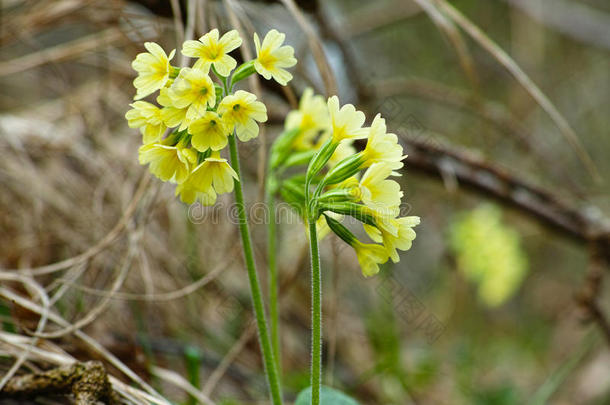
top-left (323, 214), bottom-right (356, 246)
top-left (316, 187), bottom-right (359, 204)
top-left (318, 201), bottom-right (377, 227)
top-left (318, 152), bottom-right (365, 189)
top-left (305, 139), bottom-right (338, 185)
top-left (231, 60), bottom-right (256, 84)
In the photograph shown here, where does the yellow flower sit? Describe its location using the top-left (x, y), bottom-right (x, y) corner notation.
top-left (175, 181), bottom-right (217, 206)
top-left (132, 42), bottom-right (175, 100)
top-left (364, 216), bottom-right (419, 263)
top-left (182, 29), bottom-right (242, 76)
top-left (253, 29), bottom-right (297, 86)
top-left (168, 67), bottom-right (216, 122)
top-left (157, 88), bottom-right (189, 130)
top-left (189, 112), bottom-right (228, 152)
top-left (218, 90), bottom-right (267, 141)
top-left (286, 88), bottom-right (330, 150)
top-left (125, 101), bottom-right (167, 144)
top-left (196, 151), bottom-right (239, 194)
top-left (327, 96), bottom-right (368, 143)
top-left (175, 165), bottom-right (218, 206)
top-left (357, 163), bottom-right (402, 215)
top-left (353, 240), bottom-right (389, 277)
top-left (138, 140), bottom-right (196, 183)
top-left (362, 114), bottom-right (404, 170)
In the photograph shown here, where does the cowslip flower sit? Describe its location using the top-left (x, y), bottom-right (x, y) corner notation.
top-left (356, 163), bottom-right (402, 215)
top-left (125, 101), bottom-right (167, 144)
top-left (132, 42), bottom-right (176, 100)
top-left (253, 29), bottom-right (297, 86)
top-left (353, 240), bottom-right (390, 277)
top-left (138, 140), bottom-right (197, 183)
top-left (175, 178), bottom-right (217, 206)
top-left (167, 67), bottom-right (216, 122)
top-left (361, 114), bottom-right (404, 170)
top-left (197, 151), bottom-right (239, 194)
top-left (189, 112), bottom-right (228, 152)
top-left (182, 29), bottom-right (242, 76)
top-left (327, 96), bottom-right (368, 143)
top-left (286, 88), bottom-right (330, 150)
top-left (364, 216), bottom-right (420, 263)
top-left (157, 88), bottom-right (189, 130)
top-left (218, 90), bottom-right (268, 141)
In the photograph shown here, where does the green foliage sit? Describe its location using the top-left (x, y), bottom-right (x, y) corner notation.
top-left (449, 204), bottom-right (528, 307)
top-left (295, 386), bottom-right (360, 405)
top-left (183, 346), bottom-right (202, 405)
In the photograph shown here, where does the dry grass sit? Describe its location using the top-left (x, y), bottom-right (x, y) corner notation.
top-left (1, 0), bottom-right (608, 403)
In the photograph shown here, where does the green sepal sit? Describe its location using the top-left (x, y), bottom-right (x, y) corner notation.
top-left (169, 66), bottom-right (181, 79)
top-left (319, 202), bottom-right (377, 227)
top-left (323, 214), bottom-right (356, 246)
top-left (214, 84), bottom-right (223, 103)
top-left (306, 139), bottom-right (338, 185)
top-left (319, 152), bottom-right (365, 189)
top-left (280, 181), bottom-right (307, 217)
top-left (317, 188), bottom-right (358, 204)
top-left (283, 149), bottom-right (316, 168)
top-left (231, 60), bottom-right (256, 85)
top-left (269, 128), bottom-right (301, 170)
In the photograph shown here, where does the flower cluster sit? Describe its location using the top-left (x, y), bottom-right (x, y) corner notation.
top-left (269, 90), bottom-right (420, 277)
top-left (126, 29), bottom-right (297, 205)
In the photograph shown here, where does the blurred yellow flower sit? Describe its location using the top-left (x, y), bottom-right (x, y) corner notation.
top-left (168, 67), bottom-right (216, 122)
top-left (286, 88), bottom-right (330, 150)
top-left (353, 240), bottom-right (390, 277)
top-left (138, 141), bottom-right (196, 183)
top-left (327, 96), bottom-right (368, 143)
top-left (132, 42), bottom-right (175, 100)
top-left (362, 114), bottom-right (404, 170)
top-left (218, 90), bottom-right (267, 141)
top-left (189, 112), bottom-right (228, 152)
top-left (182, 29), bottom-right (242, 76)
top-left (253, 29), bottom-right (297, 86)
top-left (125, 101), bottom-right (167, 144)
top-left (449, 204), bottom-right (528, 307)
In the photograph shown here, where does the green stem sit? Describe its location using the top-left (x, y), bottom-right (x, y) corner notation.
top-left (308, 218), bottom-right (322, 405)
top-left (228, 134), bottom-right (283, 405)
top-left (266, 176), bottom-right (282, 379)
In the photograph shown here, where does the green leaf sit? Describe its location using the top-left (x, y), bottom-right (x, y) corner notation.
top-left (295, 386), bottom-right (360, 405)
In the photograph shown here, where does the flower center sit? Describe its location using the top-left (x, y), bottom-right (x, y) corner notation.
top-left (232, 104), bottom-right (241, 111)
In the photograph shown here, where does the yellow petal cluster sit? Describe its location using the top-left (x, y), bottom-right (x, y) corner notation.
top-left (182, 29), bottom-right (242, 76)
top-left (270, 91), bottom-right (419, 277)
top-left (132, 42), bottom-right (175, 100)
top-left (253, 30), bottom-right (297, 86)
top-left (126, 29), bottom-right (296, 206)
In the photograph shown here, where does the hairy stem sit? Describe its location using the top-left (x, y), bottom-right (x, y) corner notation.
top-left (266, 176), bottom-right (282, 378)
top-left (228, 134), bottom-right (283, 405)
top-left (308, 218), bottom-right (322, 405)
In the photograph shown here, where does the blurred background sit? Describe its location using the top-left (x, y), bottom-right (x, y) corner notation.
top-left (1, 0), bottom-right (609, 404)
